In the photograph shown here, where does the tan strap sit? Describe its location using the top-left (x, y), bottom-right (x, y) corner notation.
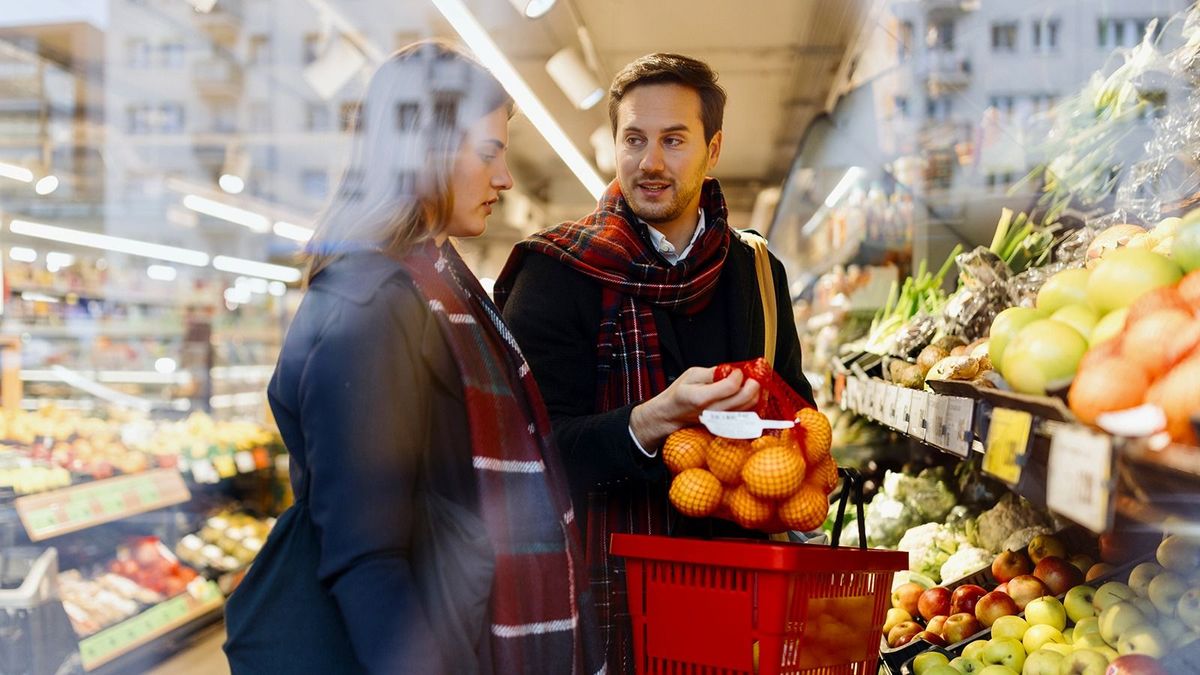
top-left (735, 230), bottom-right (777, 367)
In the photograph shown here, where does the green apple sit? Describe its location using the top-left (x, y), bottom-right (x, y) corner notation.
top-left (1093, 645), bottom-right (1119, 662)
top-left (1074, 616), bottom-right (1101, 638)
top-left (1116, 625), bottom-right (1167, 657)
top-left (948, 655), bottom-right (985, 673)
top-left (1025, 596), bottom-right (1067, 631)
top-left (1128, 562), bottom-right (1164, 596)
top-left (1063, 626), bottom-right (1074, 644)
top-left (1063, 586), bottom-right (1096, 624)
top-left (981, 637), bottom-right (1025, 672)
top-left (1148, 572), bottom-right (1187, 615)
top-left (1058, 649), bottom-right (1108, 674)
top-left (991, 615), bottom-right (1029, 641)
top-left (1158, 617), bottom-right (1187, 643)
top-left (976, 666), bottom-right (1017, 675)
top-left (1072, 633), bottom-right (1108, 650)
top-left (1158, 534), bottom-right (1200, 574)
top-left (1093, 582), bottom-right (1135, 612)
top-left (913, 651), bottom-right (950, 674)
top-left (1131, 597), bottom-right (1158, 623)
top-left (1178, 588), bottom-right (1200, 631)
top-left (1022, 624), bottom-right (1066, 653)
top-left (923, 666), bottom-right (960, 675)
top-left (1049, 304), bottom-right (1099, 341)
top-left (1041, 642), bottom-right (1074, 657)
top-left (962, 639), bottom-right (989, 661)
top-left (989, 307), bottom-right (1044, 368)
top-left (1099, 602), bottom-right (1147, 645)
top-left (1019, 648), bottom-right (1062, 675)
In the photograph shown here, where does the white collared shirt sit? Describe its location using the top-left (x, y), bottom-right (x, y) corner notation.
top-left (629, 209), bottom-right (707, 457)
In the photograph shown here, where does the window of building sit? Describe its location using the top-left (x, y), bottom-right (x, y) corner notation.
top-left (301, 169), bottom-right (328, 199)
top-left (248, 34), bottom-right (271, 65)
top-left (991, 22), bottom-right (1018, 52)
top-left (306, 103), bottom-right (330, 131)
top-left (897, 20), bottom-right (913, 59)
top-left (127, 104), bottom-right (153, 134)
top-left (894, 96), bottom-right (909, 117)
top-left (989, 95), bottom-right (1016, 117)
top-left (928, 19), bottom-right (955, 51)
top-left (340, 101), bottom-right (361, 132)
top-left (211, 103), bottom-right (237, 133)
top-left (160, 41), bottom-right (186, 68)
top-left (160, 103), bottom-right (185, 133)
top-left (127, 39), bottom-right (153, 68)
top-left (303, 33), bottom-right (322, 65)
top-left (396, 102), bottom-right (420, 131)
top-left (1032, 19), bottom-right (1060, 51)
top-left (433, 95), bottom-right (458, 130)
top-left (926, 97), bottom-right (952, 121)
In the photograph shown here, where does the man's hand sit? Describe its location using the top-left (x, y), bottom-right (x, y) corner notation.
top-left (629, 366), bottom-right (760, 451)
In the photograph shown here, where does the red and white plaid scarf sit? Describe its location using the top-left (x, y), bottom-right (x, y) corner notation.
top-left (400, 241), bottom-right (605, 675)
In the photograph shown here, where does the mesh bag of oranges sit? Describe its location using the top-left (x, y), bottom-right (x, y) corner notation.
top-left (665, 358), bottom-right (837, 533)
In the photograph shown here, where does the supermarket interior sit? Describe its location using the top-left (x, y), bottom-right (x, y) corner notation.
top-left (4, 0), bottom-right (1200, 673)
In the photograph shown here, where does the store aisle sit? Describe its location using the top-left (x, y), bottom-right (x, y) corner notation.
top-left (146, 625), bottom-right (230, 675)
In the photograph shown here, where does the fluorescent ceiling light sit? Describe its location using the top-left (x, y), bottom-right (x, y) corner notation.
top-left (430, 0), bottom-right (606, 199)
top-left (218, 174), bottom-right (245, 194)
top-left (274, 220), bottom-right (314, 242)
top-left (268, 281), bottom-right (287, 296)
top-left (155, 357), bottom-right (177, 374)
top-left (824, 167), bottom-right (866, 208)
top-left (182, 194), bottom-right (270, 232)
top-left (546, 48), bottom-right (604, 110)
top-left (0, 162), bottom-right (33, 183)
top-left (34, 175), bottom-right (59, 195)
top-left (147, 264), bottom-right (178, 281)
top-left (213, 255), bottom-right (302, 283)
top-left (10, 219), bottom-right (210, 267)
top-left (45, 251), bottom-right (74, 273)
top-left (9, 247), bottom-right (36, 263)
top-left (509, 0), bottom-right (556, 18)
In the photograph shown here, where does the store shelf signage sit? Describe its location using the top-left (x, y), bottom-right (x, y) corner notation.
top-left (1047, 425), bottom-right (1114, 533)
top-left (894, 388), bottom-right (914, 432)
top-left (78, 580), bottom-right (223, 670)
top-left (883, 385), bottom-right (900, 429)
top-left (984, 408), bottom-right (1033, 485)
top-left (943, 397), bottom-right (974, 457)
top-left (908, 390), bottom-right (930, 439)
top-left (14, 469), bottom-right (191, 542)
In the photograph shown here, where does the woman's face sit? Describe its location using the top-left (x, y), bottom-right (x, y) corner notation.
top-left (444, 105), bottom-right (513, 240)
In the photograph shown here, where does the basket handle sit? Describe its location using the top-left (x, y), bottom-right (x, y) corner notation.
top-left (829, 467), bottom-right (868, 550)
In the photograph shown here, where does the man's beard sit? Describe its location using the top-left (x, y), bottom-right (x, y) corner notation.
top-left (623, 167), bottom-right (705, 224)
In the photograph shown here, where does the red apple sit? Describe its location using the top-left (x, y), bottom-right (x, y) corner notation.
top-left (950, 584), bottom-right (988, 616)
top-left (1105, 654), bottom-right (1168, 675)
top-left (926, 614), bottom-right (949, 636)
top-left (918, 587), bottom-right (952, 622)
top-left (892, 582), bottom-right (925, 615)
top-left (1007, 574), bottom-right (1052, 610)
top-left (1033, 555), bottom-right (1085, 596)
top-left (943, 612), bottom-right (984, 644)
top-left (887, 620), bottom-right (923, 648)
top-left (915, 630), bottom-right (947, 647)
top-left (995, 582), bottom-right (1008, 595)
top-left (992, 549), bottom-right (1034, 583)
top-left (975, 591), bottom-right (1019, 627)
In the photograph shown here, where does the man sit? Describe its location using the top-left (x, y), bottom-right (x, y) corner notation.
top-left (494, 53), bottom-right (815, 671)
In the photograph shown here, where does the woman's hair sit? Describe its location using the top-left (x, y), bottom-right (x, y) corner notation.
top-left (305, 39), bottom-right (513, 282)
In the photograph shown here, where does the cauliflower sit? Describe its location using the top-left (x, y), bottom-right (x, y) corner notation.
top-left (864, 492), bottom-right (921, 548)
top-left (940, 545), bottom-right (994, 584)
top-left (974, 494), bottom-right (1052, 553)
top-left (882, 469), bottom-right (958, 523)
top-left (1001, 526), bottom-right (1054, 554)
top-left (897, 523), bottom-right (963, 583)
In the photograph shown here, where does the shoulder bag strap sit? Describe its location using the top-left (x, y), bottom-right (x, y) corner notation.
top-left (734, 229), bottom-right (777, 366)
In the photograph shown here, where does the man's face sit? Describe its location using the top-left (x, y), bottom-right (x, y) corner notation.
top-left (614, 82), bottom-right (722, 224)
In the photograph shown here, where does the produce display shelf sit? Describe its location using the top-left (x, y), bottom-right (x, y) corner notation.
top-left (79, 580), bottom-right (224, 672)
top-left (2, 323), bottom-right (186, 339)
top-left (12, 469), bottom-right (192, 542)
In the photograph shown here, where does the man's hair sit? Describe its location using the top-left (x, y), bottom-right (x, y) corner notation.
top-left (608, 53), bottom-right (726, 143)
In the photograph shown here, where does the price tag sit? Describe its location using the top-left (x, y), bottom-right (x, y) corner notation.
top-left (895, 388), bottom-right (914, 432)
top-left (79, 580), bottom-right (223, 670)
top-left (882, 385), bottom-right (900, 428)
top-left (190, 459), bottom-right (220, 485)
top-left (872, 381), bottom-right (886, 422)
top-left (213, 455), bottom-right (237, 479)
top-left (844, 377), bottom-right (858, 413)
top-left (14, 470), bottom-right (190, 542)
top-left (984, 408), bottom-right (1034, 484)
top-left (252, 447), bottom-right (271, 470)
top-left (943, 397), bottom-right (975, 457)
top-left (927, 395), bottom-right (949, 448)
top-left (235, 451), bottom-right (257, 474)
top-left (1047, 425), bottom-right (1114, 533)
top-left (909, 391), bottom-right (930, 439)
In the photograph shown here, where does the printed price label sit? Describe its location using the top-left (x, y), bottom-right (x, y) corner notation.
top-left (882, 385), bottom-right (900, 429)
top-left (14, 470), bottom-right (190, 542)
top-left (1047, 426), bottom-right (1114, 533)
top-left (909, 391), bottom-right (930, 439)
top-left (79, 580), bottom-right (223, 670)
top-left (190, 459), bottom-right (220, 485)
top-left (984, 408), bottom-right (1034, 484)
top-left (895, 388), bottom-right (914, 432)
top-left (927, 395), bottom-right (950, 448)
top-left (213, 455), bottom-right (237, 479)
top-left (235, 451), bottom-right (257, 474)
top-left (943, 397), bottom-right (975, 457)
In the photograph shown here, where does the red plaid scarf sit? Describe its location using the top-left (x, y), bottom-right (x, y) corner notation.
top-left (398, 241), bottom-right (604, 675)
top-left (494, 178), bottom-right (732, 673)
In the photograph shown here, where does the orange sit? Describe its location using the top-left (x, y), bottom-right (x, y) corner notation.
top-left (726, 484), bottom-right (774, 529)
top-left (806, 456), bottom-right (839, 494)
top-left (707, 437), bottom-right (752, 484)
top-left (668, 469), bottom-right (723, 517)
top-left (742, 446), bottom-right (805, 499)
top-left (795, 409), bottom-right (832, 464)
top-left (779, 485), bottom-right (828, 531)
top-left (750, 433), bottom-right (787, 454)
top-left (663, 427), bottom-right (712, 474)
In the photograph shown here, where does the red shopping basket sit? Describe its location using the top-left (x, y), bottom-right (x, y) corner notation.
top-left (611, 469), bottom-right (907, 675)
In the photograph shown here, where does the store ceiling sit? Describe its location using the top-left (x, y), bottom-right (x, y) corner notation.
top-left (437, 0), bottom-right (873, 219)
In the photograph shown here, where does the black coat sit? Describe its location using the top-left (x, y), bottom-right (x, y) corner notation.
top-left (267, 250), bottom-right (479, 673)
top-left (501, 230), bottom-right (816, 536)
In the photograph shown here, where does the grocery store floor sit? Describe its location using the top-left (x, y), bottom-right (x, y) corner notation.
top-left (146, 624), bottom-right (230, 675)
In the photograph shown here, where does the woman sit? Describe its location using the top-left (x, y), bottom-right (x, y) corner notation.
top-left (224, 41), bottom-right (603, 675)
